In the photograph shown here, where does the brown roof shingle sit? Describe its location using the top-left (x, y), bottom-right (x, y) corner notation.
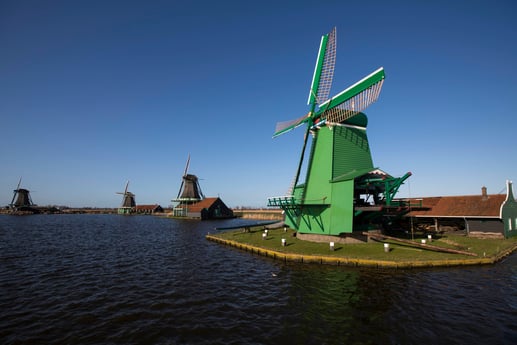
top-left (187, 197), bottom-right (219, 212)
top-left (409, 194), bottom-right (506, 218)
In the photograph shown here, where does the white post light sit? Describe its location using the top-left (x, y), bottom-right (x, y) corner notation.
top-left (330, 242), bottom-right (335, 251)
top-left (384, 243), bottom-right (390, 253)
top-left (281, 238), bottom-right (286, 246)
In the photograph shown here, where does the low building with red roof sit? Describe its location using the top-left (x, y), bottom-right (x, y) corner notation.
top-left (135, 204), bottom-right (164, 214)
top-left (173, 197), bottom-right (234, 220)
top-left (406, 181), bottom-right (517, 238)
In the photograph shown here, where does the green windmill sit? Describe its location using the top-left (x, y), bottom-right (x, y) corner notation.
top-left (268, 27), bottom-right (411, 236)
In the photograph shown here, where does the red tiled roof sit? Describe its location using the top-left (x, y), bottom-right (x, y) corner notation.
top-left (408, 194), bottom-right (506, 218)
top-left (187, 197), bottom-right (220, 212)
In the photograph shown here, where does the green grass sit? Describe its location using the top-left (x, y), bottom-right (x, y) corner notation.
top-left (209, 226), bottom-right (517, 264)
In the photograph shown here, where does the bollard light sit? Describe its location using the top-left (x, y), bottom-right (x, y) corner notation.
top-left (283, 226), bottom-right (287, 232)
top-left (281, 238), bottom-right (286, 246)
top-left (262, 233), bottom-right (267, 240)
top-left (427, 234), bottom-right (432, 242)
top-left (329, 242), bottom-right (335, 251)
top-left (384, 243), bottom-right (390, 253)
top-left (421, 239), bottom-right (426, 244)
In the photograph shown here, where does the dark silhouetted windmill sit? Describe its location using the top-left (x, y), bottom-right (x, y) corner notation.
top-left (172, 154), bottom-right (205, 216)
top-left (9, 177), bottom-right (35, 212)
top-left (117, 180), bottom-right (136, 214)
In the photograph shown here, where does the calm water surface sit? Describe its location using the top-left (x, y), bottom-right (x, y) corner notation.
top-left (1, 214), bottom-right (516, 344)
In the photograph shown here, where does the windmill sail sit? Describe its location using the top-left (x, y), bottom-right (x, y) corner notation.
top-left (273, 112), bottom-right (311, 137)
top-left (308, 27), bottom-right (336, 106)
top-left (273, 29), bottom-right (385, 138)
top-left (10, 177), bottom-right (22, 207)
top-left (177, 154), bottom-right (191, 199)
top-left (316, 67), bottom-right (385, 125)
top-left (275, 68), bottom-right (385, 136)
top-left (274, 27), bottom-right (336, 138)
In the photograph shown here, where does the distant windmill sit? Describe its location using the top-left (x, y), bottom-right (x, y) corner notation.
top-left (9, 177), bottom-right (34, 211)
top-left (116, 180), bottom-right (136, 214)
top-left (172, 154), bottom-right (205, 216)
top-left (175, 154), bottom-right (204, 202)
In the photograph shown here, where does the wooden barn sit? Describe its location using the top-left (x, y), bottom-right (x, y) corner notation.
top-left (406, 181), bottom-right (517, 239)
top-left (135, 204), bottom-right (164, 214)
top-left (174, 197), bottom-right (233, 220)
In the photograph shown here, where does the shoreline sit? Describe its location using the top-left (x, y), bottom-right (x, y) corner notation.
top-left (206, 230), bottom-right (517, 269)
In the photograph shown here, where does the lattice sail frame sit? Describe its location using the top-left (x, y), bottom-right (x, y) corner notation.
top-left (308, 27), bottom-right (336, 106)
top-left (274, 27), bottom-right (385, 137)
top-left (315, 67), bottom-right (385, 126)
top-left (325, 79), bottom-right (384, 124)
top-left (274, 28), bottom-right (337, 137)
top-left (274, 112), bottom-right (310, 135)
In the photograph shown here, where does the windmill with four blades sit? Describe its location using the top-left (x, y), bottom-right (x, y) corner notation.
top-left (172, 154), bottom-right (205, 217)
top-left (268, 27), bottom-right (411, 236)
top-left (9, 177), bottom-right (35, 212)
top-left (117, 180), bottom-right (136, 214)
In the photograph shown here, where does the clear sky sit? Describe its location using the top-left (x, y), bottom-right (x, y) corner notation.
top-left (1, 0), bottom-right (516, 208)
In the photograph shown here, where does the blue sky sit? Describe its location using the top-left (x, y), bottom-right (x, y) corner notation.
top-left (1, 0), bottom-right (516, 208)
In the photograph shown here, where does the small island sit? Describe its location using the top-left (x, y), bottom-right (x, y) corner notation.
top-left (207, 224), bottom-right (517, 268)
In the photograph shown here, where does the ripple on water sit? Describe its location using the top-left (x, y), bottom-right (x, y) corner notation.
top-left (0, 214), bottom-right (516, 344)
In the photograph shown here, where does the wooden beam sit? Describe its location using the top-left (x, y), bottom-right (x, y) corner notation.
top-left (363, 232), bottom-right (478, 257)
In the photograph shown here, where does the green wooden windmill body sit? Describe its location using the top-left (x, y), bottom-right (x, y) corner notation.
top-left (277, 114), bottom-right (375, 234)
top-left (268, 28), bottom-right (410, 236)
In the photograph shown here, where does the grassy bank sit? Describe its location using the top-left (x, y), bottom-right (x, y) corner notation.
top-left (206, 226), bottom-right (517, 268)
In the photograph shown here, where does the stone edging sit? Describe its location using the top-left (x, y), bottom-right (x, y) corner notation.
top-left (206, 235), bottom-right (517, 268)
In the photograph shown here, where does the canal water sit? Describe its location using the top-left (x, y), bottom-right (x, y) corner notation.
top-left (1, 214), bottom-right (516, 344)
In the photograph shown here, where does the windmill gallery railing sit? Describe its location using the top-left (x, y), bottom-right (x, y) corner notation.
top-left (267, 195), bottom-right (329, 208)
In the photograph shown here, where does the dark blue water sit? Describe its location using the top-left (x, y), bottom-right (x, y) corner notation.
top-left (1, 214), bottom-right (516, 344)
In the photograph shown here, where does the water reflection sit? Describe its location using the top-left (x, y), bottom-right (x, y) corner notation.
top-left (0, 215), bottom-right (515, 344)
